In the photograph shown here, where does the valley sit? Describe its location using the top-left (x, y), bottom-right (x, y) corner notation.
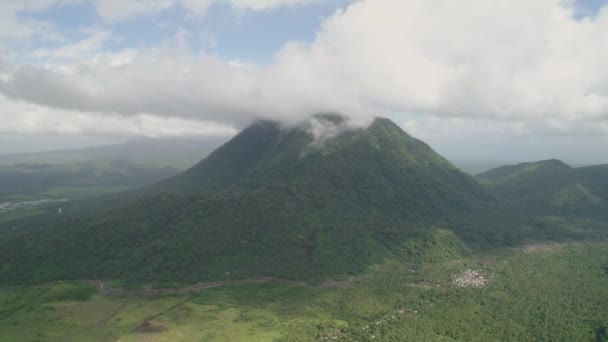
top-left (2, 241), bottom-right (606, 341)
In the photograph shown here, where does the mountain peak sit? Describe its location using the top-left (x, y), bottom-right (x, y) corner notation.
top-left (161, 115), bottom-right (465, 195)
top-left (242, 115), bottom-right (406, 145)
top-left (0, 113), bottom-right (489, 284)
top-left (311, 112), bottom-right (349, 124)
top-left (533, 159), bottom-right (571, 168)
top-left (477, 158), bottom-right (572, 182)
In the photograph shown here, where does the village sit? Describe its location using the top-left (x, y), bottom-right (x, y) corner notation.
top-left (0, 199), bottom-right (68, 213)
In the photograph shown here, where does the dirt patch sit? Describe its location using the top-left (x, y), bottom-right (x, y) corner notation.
top-left (319, 279), bottom-right (355, 289)
top-left (520, 243), bottom-right (563, 253)
top-left (85, 277), bottom-right (309, 297)
top-left (453, 270), bottom-right (489, 288)
top-left (133, 320), bottom-right (168, 333)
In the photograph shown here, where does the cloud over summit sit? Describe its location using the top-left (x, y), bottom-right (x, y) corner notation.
top-left (1, 0), bottom-right (608, 139)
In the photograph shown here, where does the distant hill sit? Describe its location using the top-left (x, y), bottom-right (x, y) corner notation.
top-left (476, 160), bottom-right (606, 213)
top-left (0, 116), bottom-right (490, 285)
top-left (450, 160), bottom-right (514, 175)
top-left (0, 160), bottom-right (180, 200)
top-left (0, 136), bottom-right (228, 169)
top-left (0, 137), bottom-right (229, 201)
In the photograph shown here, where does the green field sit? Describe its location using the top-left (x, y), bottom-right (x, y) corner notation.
top-left (2, 241), bottom-right (607, 341)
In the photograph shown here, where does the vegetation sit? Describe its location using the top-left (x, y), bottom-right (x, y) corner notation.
top-left (476, 159), bottom-right (608, 214)
top-left (1, 242), bottom-right (607, 341)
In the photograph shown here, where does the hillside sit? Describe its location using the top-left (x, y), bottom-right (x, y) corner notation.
top-left (476, 160), bottom-right (606, 212)
top-left (577, 164), bottom-right (608, 199)
top-left (0, 116), bottom-right (490, 285)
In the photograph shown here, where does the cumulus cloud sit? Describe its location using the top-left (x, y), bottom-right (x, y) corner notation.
top-left (0, 46), bottom-right (371, 128)
top-left (0, 95), bottom-right (236, 137)
top-left (2, 0), bottom-right (608, 138)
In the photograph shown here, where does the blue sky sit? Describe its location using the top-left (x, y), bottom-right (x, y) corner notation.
top-left (16, 0), bottom-right (352, 64)
top-left (12, 0), bottom-right (605, 64)
top-left (576, 0), bottom-right (607, 14)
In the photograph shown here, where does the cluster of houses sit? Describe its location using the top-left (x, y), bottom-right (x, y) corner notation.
top-left (453, 269), bottom-right (490, 288)
top-left (0, 198), bottom-right (68, 213)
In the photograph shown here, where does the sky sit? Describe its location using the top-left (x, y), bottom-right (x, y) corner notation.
top-left (0, 0), bottom-right (608, 165)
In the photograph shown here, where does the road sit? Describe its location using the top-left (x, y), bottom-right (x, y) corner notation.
top-left (83, 277), bottom-right (309, 296)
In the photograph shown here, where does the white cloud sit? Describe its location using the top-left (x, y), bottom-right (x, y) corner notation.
top-left (2, 0), bottom-right (608, 140)
top-left (0, 94), bottom-right (237, 137)
top-left (397, 115), bottom-right (608, 140)
top-left (300, 0), bottom-right (608, 122)
top-left (30, 30), bottom-right (112, 60)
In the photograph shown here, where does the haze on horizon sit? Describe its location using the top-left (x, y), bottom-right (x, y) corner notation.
top-left (0, 0), bottom-right (608, 165)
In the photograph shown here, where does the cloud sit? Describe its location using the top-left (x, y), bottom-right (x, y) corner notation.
top-left (0, 36), bottom-right (372, 127)
top-left (304, 0), bottom-right (608, 122)
top-left (0, 94), bottom-right (237, 137)
top-left (2, 0), bottom-right (608, 138)
top-left (30, 29), bottom-right (112, 60)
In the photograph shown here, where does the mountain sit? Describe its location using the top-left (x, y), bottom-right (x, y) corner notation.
top-left (476, 160), bottom-right (606, 212)
top-left (0, 116), bottom-right (489, 285)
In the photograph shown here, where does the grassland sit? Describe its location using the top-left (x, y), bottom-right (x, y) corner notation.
top-left (1, 241), bottom-right (607, 341)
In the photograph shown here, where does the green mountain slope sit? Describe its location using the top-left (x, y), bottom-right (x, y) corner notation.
top-left (0, 116), bottom-right (489, 285)
top-left (577, 164), bottom-right (608, 199)
top-left (476, 159), bottom-right (605, 211)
